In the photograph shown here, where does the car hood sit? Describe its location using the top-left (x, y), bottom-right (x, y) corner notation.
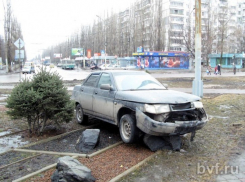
top-left (115, 89), bottom-right (201, 104)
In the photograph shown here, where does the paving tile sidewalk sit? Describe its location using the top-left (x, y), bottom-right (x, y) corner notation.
top-left (216, 152), bottom-right (245, 182)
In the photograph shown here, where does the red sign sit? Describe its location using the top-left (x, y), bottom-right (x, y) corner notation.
top-left (94, 53), bottom-right (101, 56)
top-left (87, 49), bottom-right (91, 59)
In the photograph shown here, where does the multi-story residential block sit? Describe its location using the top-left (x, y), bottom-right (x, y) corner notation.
top-left (117, 0), bottom-right (245, 56)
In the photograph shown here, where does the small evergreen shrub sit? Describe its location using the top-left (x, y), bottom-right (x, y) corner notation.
top-left (6, 68), bottom-right (74, 135)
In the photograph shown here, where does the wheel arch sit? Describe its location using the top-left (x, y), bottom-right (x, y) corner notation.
top-left (117, 107), bottom-right (135, 126)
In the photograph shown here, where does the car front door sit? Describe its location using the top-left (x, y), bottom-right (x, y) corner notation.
top-left (93, 73), bottom-right (116, 122)
top-left (79, 73), bottom-right (100, 115)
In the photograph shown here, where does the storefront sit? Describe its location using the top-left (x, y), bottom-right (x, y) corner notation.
top-left (132, 51), bottom-right (190, 69)
top-left (208, 53), bottom-right (245, 68)
top-left (117, 57), bottom-right (137, 68)
top-left (90, 56), bottom-right (117, 66)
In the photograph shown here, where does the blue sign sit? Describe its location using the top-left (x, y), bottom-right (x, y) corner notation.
top-left (101, 50), bottom-right (105, 55)
top-left (137, 47), bottom-right (144, 53)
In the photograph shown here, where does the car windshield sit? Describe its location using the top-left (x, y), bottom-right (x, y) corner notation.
top-left (113, 72), bottom-right (166, 91)
top-left (23, 66), bottom-right (31, 69)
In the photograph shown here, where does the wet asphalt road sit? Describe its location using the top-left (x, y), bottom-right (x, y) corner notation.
top-left (1, 66), bottom-right (245, 84)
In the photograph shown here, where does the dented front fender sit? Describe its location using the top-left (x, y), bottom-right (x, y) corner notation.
top-left (136, 107), bottom-right (208, 136)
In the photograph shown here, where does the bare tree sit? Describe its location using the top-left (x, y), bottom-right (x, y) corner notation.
top-left (201, 0), bottom-right (217, 66)
top-left (3, 0), bottom-right (25, 71)
top-left (217, 3), bottom-right (233, 64)
top-left (235, 26), bottom-right (245, 53)
top-left (182, 8), bottom-right (195, 59)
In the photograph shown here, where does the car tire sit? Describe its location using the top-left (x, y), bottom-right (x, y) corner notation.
top-left (76, 104), bottom-right (88, 124)
top-left (119, 114), bottom-right (139, 143)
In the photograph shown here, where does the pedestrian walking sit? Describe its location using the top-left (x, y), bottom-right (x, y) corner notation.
top-left (214, 65), bottom-right (218, 75)
top-left (206, 65), bottom-right (212, 75)
top-left (217, 64), bottom-right (221, 75)
top-left (233, 62), bottom-right (236, 75)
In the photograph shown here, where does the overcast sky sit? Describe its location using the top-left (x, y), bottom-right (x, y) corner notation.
top-left (1, 0), bottom-right (134, 59)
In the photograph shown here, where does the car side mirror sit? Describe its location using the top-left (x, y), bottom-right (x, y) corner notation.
top-left (162, 83), bottom-right (168, 89)
top-left (100, 84), bottom-right (113, 90)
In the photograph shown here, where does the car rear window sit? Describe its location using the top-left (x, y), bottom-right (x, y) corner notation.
top-left (83, 74), bottom-right (100, 87)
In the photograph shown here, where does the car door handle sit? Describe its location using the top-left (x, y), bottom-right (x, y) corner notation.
top-left (80, 88), bottom-right (83, 91)
top-left (95, 92), bottom-right (98, 94)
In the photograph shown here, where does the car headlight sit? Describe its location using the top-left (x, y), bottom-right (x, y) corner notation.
top-left (193, 101), bottom-right (203, 108)
top-left (144, 104), bottom-right (170, 114)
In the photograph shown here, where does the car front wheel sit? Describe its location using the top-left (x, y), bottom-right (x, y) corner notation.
top-left (76, 104), bottom-right (88, 124)
top-left (119, 114), bottom-right (138, 143)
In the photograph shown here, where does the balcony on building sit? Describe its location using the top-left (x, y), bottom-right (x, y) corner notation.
top-left (170, 16), bottom-right (184, 24)
top-left (170, 1), bottom-right (184, 8)
top-left (170, 9), bottom-right (184, 16)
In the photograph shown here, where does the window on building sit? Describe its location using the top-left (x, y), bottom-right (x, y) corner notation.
top-left (170, 2), bottom-right (183, 7)
top-left (170, 47), bottom-right (182, 51)
top-left (170, 9), bottom-right (184, 15)
top-left (170, 16), bottom-right (184, 22)
top-left (171, 39), bottom-right (182, 44)
top-left (171, 24), bottom-right (183, 30)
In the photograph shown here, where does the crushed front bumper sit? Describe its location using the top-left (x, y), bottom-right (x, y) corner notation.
top-left (136, 108), bottom-right (208, 136)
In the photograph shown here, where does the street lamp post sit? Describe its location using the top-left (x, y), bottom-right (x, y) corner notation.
top-left (96, 15), bottom-right (106, 65)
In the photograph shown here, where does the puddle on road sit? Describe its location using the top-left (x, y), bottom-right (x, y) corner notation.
top-left (0, 97), bottom-right (7, 101)
top-left (209, 115), bottom-right (229, 119)
top-left (0, 130), bottom-right (11, 137)
top-left (0, 94), bottom-right (9, 101)
top-left (219, 105), bottom-right (233, 110)
top-left (0, 134), bottom-right (29, 154)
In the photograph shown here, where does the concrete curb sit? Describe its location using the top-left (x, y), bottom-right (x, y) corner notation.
top-left (19, 124), bottom-right (98, 149)
top-left (13, 148), bottom-right (87, 157)
top-left (88, 141), bottom-right (123, 158)
top-left (0, 153), bottom-right (42, 170)
top-left (12, 155), bottom-right (79, 182)
top-left (12, 141), bottom-right (123, 182)
top-left (109, 150), bottom-right (161, 182)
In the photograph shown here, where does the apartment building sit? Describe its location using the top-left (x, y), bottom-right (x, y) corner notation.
top-left (117, 0), bottom-right (245, 55)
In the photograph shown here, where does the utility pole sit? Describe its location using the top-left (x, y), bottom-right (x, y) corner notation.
top-left (192, 0), bottom-right (203, 97)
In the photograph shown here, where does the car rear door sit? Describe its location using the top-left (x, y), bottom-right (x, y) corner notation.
top-left (93, 73), bottom-right (116, 122)
top-left (79, 73), bottom-right (100, 115)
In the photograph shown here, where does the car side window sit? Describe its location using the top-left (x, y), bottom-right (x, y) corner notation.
top-left (83, 74), bottom-right (100, 87)
top-left (97, 73), bottom-right (111, 88)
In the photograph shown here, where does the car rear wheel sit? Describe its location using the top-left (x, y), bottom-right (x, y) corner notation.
top-left (76, 104), bottom-right (88, 124)
top-left (119, 114), bottom-right (138, 143)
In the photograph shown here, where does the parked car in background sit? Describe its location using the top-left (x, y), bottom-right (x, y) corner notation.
top-left (50, 63), bottom-right (55, 68)
top-left (99, 64), bottom-right (106, 70)
top-left (71, 70), bottom-right (208, 144)
top-left (22, 65), bottom-right (35, 74)
top-left (106, 64), bottom-right (119, 70)
top-left (57, 62), bottom-right (63, 67)
top-left (99, 64), bottom-right (119, 70)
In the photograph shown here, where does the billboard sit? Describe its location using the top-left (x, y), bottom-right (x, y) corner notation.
top-left (71, 48), bottom-right (83, 56)
top-left (137, 46), bottom-right (144, 53)
top-left (87, 49), bottom-right (92, 59)
top-left (54, 53), bottom-right (62, 58)
top-left (94, 53), bottom-right (101, 56)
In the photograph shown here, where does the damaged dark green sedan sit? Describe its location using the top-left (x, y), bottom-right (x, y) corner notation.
top-left (71, 70), bottom-right (208, 143)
